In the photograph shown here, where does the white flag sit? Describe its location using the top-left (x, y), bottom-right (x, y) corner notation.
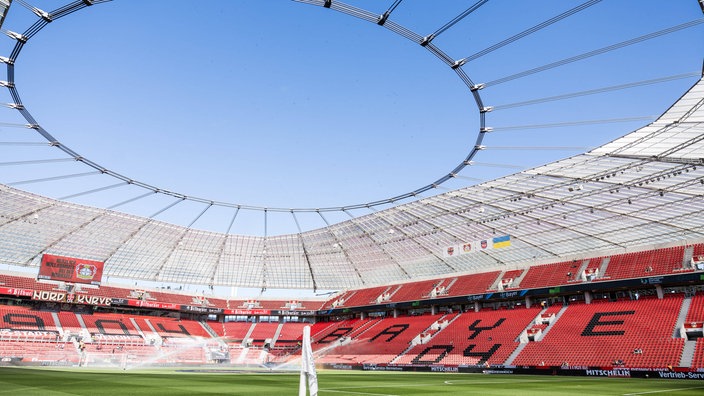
top-left (299, 325), bottom-right (318, 396)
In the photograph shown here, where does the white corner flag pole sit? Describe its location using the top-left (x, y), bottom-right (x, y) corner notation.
top-left (299, 325), bottom-right (318, 396)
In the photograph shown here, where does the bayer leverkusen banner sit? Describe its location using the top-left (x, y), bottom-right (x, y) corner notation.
top-left (38, 254), bottom-right (104, 286)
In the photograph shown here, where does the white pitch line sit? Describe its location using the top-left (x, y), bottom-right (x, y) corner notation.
top-left (322, 389), bottom-right (399, 396)
top-left (444, 378), bottom-right (583, 385)
top-left (623, 386), bottom-right (704, 395)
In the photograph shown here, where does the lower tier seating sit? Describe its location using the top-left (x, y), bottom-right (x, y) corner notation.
top-left (513, 296), bottom-right (685, 368)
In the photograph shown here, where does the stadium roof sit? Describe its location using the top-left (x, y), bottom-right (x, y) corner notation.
top-left (1, 77), bottom-right (702, 290)
top-left (0, 1), bottom-right (702, 290)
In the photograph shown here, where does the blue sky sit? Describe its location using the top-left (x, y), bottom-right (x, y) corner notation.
top-left (1, 0), bottom-right (703, 237)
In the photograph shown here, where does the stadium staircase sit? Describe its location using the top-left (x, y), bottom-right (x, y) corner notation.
top-left (505, 305), bottom-right (559, 365)
top-left (684, 245), bottom-right (695, 266)
top-left (242, 322), bottom-right (257, 346)
top-left (575, 260), bottom-right (590, 280)
top-left (513, 297), bottom-right (685, 368)
top-left (271, 323), bottom-right (284, 346)
top-left (508, 269), bottom-right (528, 289)
top-left (596, 257), bottom-right (611, 280)
top-left (443, 277), bottom-right (459, 294)
top-left (489, 270), bottom-right (506, 291)
top-left (680, 340), bottom-right (697, 367)
top-left (675, 297), bottom-right (692, 338)
top-left (388, 313), bottom-right (459, 365)
top-left (538, 305), bottom-right (568, 340)
top-left (348, 318), bottom-right (382, 339)
top-left (385, 285), bottom-right (403, 302)
top-left (199, 320), bottom-right (220, 339)
top-left (50, 312), bottom-right (63, 334)
top-left (129, 317), bottom-right (148, 341)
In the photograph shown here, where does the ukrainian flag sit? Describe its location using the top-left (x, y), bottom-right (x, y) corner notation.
top-left (492, 235), bottom-right (511, 248)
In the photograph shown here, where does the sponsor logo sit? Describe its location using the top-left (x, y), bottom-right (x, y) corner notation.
top-left (430, 366), bottom-right (458, 372)
top-left (483, 370), bottom-right (514, 374)
top-left (585, 369), bottom-right (631, 377)
top-left (181, 305), bottom-right (223, 314)
top-left (362, 366), bottom-right (403, 371)
top-left (0, 287), bottom-right (33, 297)
top-left (75, 264), bottom-right (97, 280)
top-left (656, 371), bottom-right (704, 379)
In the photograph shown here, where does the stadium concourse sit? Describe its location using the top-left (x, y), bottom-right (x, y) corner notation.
top-left (0, 0), bottom-right (703, 382)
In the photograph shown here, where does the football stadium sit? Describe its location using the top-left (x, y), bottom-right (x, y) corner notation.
top-left (0, 0), bottom-right (704, 395)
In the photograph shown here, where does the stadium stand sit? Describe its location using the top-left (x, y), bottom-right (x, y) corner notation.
top-left (274, 322), bottom-right (307, 348)
top-left (513, 297), bottom-right (685, 368)
top-left (601, 246), bottom-right (688, 280)
top-left (389, 279), bottom-right (445, 302)
top-left (246, 322), bottom-right (279, 347)
top-left (396, 308), bottom-right (540, 366)
top-left (0, 243), bottom-right (703, 369)
top-left (518, 260), bottom-right (583, 289)
top-left (439, 271), bottom-right (502, 297)
top-left (499, 269), bottom-right (524, 289)
top-left (315, 314), bottom-right (442, 365)
top-left (211, 321), bottom-right (251, 340)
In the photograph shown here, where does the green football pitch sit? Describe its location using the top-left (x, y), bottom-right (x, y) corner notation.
top-left (1, 367), bottom-right (704, 396)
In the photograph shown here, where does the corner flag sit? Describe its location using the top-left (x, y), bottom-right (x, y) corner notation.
top-left (299, 325), bottom-right (318, 396)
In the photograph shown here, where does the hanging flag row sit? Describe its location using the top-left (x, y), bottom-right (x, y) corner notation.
top-left (442, 235), bottom-right (511, 258)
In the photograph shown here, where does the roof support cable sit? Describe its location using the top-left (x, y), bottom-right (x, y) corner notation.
top-left (0, 141), bottom-right (48, 146)
top-left (486, 146), bottom-right (591, 151)
top-left (0, 157), bottom-right (75, 166)
top-left (8, 171), bottom-right (100, 186)
top-left (317, 210), bottom-right (365, 285)
top-left (453, 175), bottom-right (486, 183)
top-left (493, 72), bottom-right (701, 111)
top-left (377, 208), bottom-right (455, 273)
top-left (421, 0), bottom-right (489, 46)
top-left (224, 207), bottom-right (240, 235)
top-left (15, 0), bottom-right (51, 22)
top-left (107, 191), bottom-right (155, 210)
top-left (463, 0), bottom-right (603, 63)
top-left (22, 210), bottom-right (105, 267)
top-left (339, 208), bottom-right (412, 277)
top-left (187, 202), bottom-right (213, 229)
top-left (291, 211), bottom-right (317, 292)
top-left (149, 197), bottom-right (186, 219)
top-left (485, 18), bottom-right (704, 87)
top-left (466, 161), bottom-right (524, 169)
top-left (58, 181), bottom-right (128, 200)
top-left (49, 0), bottom-right (108, 21)
top-left (491, 116), bottom-right (657, 132)
top-left (378, 0), bottom-right (402, 26)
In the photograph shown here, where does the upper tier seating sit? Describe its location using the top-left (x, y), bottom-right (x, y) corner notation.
top-left (519, 260), bottom-right (583, 289)
top-left (602, 246), bottom-right (687, 280)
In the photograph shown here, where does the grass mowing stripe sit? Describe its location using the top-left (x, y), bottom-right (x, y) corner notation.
top-left (322, 390), bottom-right (399, 396)
top-left (3, 368), bottom-right (704, 395)
top-left (623, 386), bottom-right (704, 395)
